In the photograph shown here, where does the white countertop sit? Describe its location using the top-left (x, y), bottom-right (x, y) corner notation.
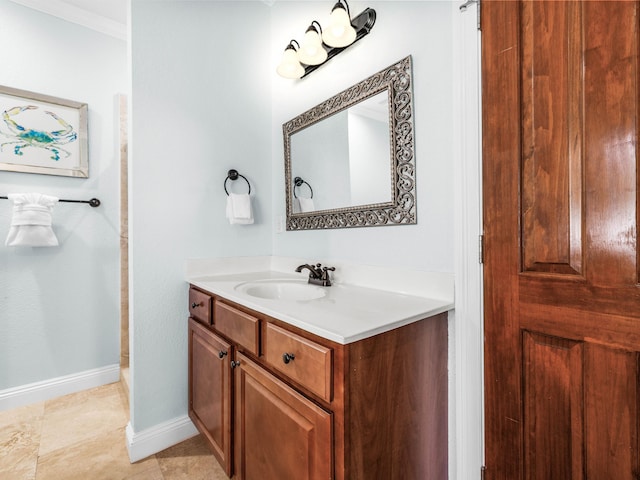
top-left (187, 265), bottom-right (453, 345)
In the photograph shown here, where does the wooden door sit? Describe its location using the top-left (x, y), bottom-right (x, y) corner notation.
top-left (483, 1), bottom-right (640, 479)
top-left (188, 319), bottom-right (232, 476)
top-left (233, 353), bottom-right (332, 480)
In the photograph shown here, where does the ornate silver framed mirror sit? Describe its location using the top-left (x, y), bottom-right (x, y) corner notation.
top-left (283, 55), bottom-right (416, 230)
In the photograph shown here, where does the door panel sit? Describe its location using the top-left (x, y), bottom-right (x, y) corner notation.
top-left (581, 1), bottom-right (638, 286)
top-left (522, 332), bottom-right (584, 480)
top-left (584, 345), bottom-right (639, 478)
top-left (520, 0), bottom-right (584, 276)
top-left (483, 1), bottom-right (640, 478)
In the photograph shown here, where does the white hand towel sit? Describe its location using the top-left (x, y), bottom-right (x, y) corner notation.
top-left (297, 197), bottom-right (315, 213)
top-left (5, 193), bottom-right (59, 247)
top-left (226, 193), bottom-right (254, 225)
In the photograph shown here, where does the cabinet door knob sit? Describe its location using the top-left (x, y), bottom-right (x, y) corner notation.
top-left (231, 360), bottom-right (241, 369)
top-left (282, 352), bottom-right (296, 364)
top-left (218, 350), bottom-right (228, 359)
top-left (191, 302), bottom-right (200, 308)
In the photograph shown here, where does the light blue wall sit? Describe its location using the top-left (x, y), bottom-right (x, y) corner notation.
top-left (0, 1), bottom-right (126, 389)
top-left (271, 1), bottom-right (454, 273)
top-left (129, 0), bottom-right (272, 431)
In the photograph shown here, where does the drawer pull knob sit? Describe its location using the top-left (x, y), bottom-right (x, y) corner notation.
top-left (191, 302), bottom-right (200, 309)
top-left (218, 350), bottom-right (228, 359)
top-left (231, 360), bottom-right (241, 369)
top-left (282, 352), bottom-right (296, 364)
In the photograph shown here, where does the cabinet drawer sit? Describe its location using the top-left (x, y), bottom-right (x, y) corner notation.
top-left (264, 323), bottom-right (332, 402)
top-left (214, 301), bottom-right (259, 356)
top-left (189, 287), bottom-right (212, 325)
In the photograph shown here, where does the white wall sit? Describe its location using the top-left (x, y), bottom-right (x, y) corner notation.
top-left (271, 1), bottom-right (454, 273)
top-left (0, 1), bottom-right (126, 391)
top-left (129, 0), bottom-right (272, 432)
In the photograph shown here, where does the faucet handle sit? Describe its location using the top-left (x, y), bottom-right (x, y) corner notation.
top-left (321, 266), bottom-right (335, 286)
top-left (322, 266), bottom-right (335, 277)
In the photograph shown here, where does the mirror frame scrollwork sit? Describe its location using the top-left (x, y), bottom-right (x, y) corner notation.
top-left (283, 55), bottom-right (416, 230)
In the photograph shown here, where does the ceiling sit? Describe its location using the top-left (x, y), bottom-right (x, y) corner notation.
top-left (10, 0), bottom-right (277, 36)
top-left (10, 0), bottom-right (279, 40)
top-left (8, 0), bottom-right (128, 39)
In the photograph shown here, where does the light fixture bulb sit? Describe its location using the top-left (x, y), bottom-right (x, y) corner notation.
top-left (276, 44), bottom-right (305, 79)
top-left (298, 25), bottom-right (328, 66)
top-left (322, 3), bottom-right (356, 48)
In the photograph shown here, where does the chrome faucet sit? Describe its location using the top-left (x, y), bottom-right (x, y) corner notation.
top-left (295, 263), bottom-right (335, 287)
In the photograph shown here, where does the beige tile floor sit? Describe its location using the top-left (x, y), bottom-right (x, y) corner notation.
top-left (0, 381), bottom-right (228, 479)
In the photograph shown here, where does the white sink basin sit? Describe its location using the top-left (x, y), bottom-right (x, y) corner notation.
top-left (234, 279), bottom-right (327, 301)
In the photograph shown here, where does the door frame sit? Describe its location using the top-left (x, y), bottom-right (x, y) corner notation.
top-left (452, 1), bottom-right (484, 477)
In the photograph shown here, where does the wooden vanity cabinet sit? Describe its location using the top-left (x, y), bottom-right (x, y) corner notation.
top-left (188, 285), bottom-right (448, 480)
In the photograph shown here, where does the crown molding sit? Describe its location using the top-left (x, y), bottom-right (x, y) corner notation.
top-left (8, 0), bottom-right (126, 40)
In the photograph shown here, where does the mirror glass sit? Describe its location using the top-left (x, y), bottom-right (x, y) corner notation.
top-left (290, 91), bottom-right (391, 212)
top-left (284, 56), bottom-right (416, 230)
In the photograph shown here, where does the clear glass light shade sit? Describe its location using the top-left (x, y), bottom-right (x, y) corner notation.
top-left (277, 47), bottom-right (305, 79)
top-left (298, 29), bottom-right (328, 66)
top-left (322, 6), bottom-right (356, 48)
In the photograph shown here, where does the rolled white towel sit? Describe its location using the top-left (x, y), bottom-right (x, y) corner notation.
top-left (225, 193), bottom-right (254, 225)
top-left (5, 193), bottom-right (59, 247)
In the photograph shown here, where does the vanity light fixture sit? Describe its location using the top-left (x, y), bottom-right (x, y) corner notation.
top-left (323, 1), bottom-right (357, 48)
top-left (276, 40), bottom-right (305, 79)
top-left (298, 21), bottom-right (328, 66)
top-left (276, 0), bottom-right (376, 79)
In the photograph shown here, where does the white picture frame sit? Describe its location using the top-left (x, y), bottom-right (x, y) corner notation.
top-left (0, 85), bottom-right (88, 178)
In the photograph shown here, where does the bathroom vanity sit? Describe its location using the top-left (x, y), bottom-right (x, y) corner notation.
top-left (186, 267), bottom-right (451, 480)
top-left (185, 55), bottom-right (440, 479)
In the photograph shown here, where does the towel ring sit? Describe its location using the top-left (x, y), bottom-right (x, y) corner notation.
top-left (293, 177), bottom-right (313, 199)
top-left (224, 169), bottom-right (251, 195)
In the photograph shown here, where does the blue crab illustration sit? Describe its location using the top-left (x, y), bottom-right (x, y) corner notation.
top-left (0, 105), bottom-right (78, 161)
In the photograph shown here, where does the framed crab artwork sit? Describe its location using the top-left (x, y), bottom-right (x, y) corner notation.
top-left (0, 85), bottom-right (88, 178)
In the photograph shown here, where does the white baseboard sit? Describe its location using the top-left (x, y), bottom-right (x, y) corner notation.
top-left (0, 364), bottom-right (120, 412)
top-left (126, 416), bottom-right (198, 463)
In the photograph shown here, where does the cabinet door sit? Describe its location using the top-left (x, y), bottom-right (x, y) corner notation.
top-left (234, 353), bottom-right (332, 480)
top-left (188, 319), bottom-right (232, 476)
